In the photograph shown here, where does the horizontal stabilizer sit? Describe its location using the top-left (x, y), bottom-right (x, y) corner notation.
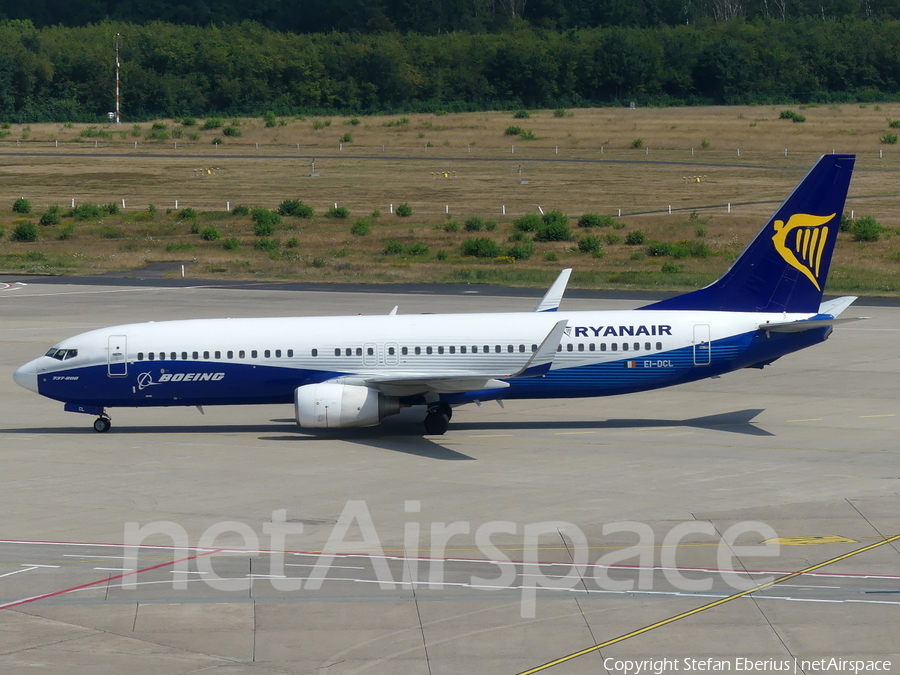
top-left (818, 296), bottom-right (857, 318)
top-left (534, 269), bottom-right (572, 312)
top-left (759, 317), bottom-right (868, 333)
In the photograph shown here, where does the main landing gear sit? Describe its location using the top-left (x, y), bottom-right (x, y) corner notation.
top-left (423, 403), bottom-right (452, 435)
top-left (93, 414), bottom-right (111, 433)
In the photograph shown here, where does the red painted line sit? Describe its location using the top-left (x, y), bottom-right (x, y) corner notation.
top-left (0, 548), bottom-right (222, 611)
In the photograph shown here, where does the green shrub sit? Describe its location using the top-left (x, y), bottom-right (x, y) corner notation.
top-left (278, 199), bottom-right (314, 218)
top-left (72, 203), bottom-right (105, 220)
top-left (312, 119), bottom-right (330, 130)
top-left (840, 213), bottom-right (854, 232)
top-left (165, 242), bottom-right (194, 252)
top-left (12, 197), bottom-right (31, 214)
top-left (461, 237), bottom-right (504, 258)
top-left (325, 205), bottom-right (350, 219)
top-left (177, 207), bottom-right (198, 220)
top-left (11, 222), bottom-right (38, 242)
top-left (661, 261), bottom-right (681, 273)
top-left (171, 128), bottom-right (183, 139)
top-left (188, 132), bottom-right (200, 141)
top-left (504, 125), bottom-right (523, 136)
top-left (202, 117), bottom-right (224, 130)
top-left (80, 127), bottom-right (113, 139)
top-left (513, 110), bottom-right (530, 119)
top-left (189, 221), bottom-right (201, 234)
top-left (222, 237), bottom-right (241, 250)
top-left (263, 111), bottom-right (277, 127)
top-left (435, 249), bottom-right (448, 261)
top-left (630, 250), bottom-right (646, 260)
top-left (779, 110), bottom-right (806, 123)
top-left (254, 238), bottom-right (280, 251)
top-left (647, 241), bottom-right (675, 257)
top-left (507, 240), bottom-right (536, 260)
top-left (200, 226), bottom-right (221, 241)
top-left (40, 206), bottom-right (61, 226)
top-left (223, 125), bottom-right (242, 137)
top-left (251, 208), bottom-right (282, 232)
top-left (535, 211), bottom-right (572, 242)
top-left (625, 230), bottom-right (646, 245)
top-left (231, 204), bottom-right (250, 216)
top-left (101, 226), bottom-right (124, 239)
top-left (382, 117), bottom-right (409, 127)
top-left (701, 138), bottom-right (711, 149)
top-left (406, 242), bottom-right (430, 255)
top-left (145, 129), bottom-right (169, 141)
top-left (286, 237), bottom-right (300, 248)
top-left (180, 116), bottom-right (196, 126)
top-left (687, 241), bottom-right (712, 258)
top-left (889, 120), bottom-right (900, 129)
top-left (553, 109), bottom-right (567, 118)
top-left (578, 235), bottom-right (603, 255)
top-left (545, 251), bottom-right (559, 262)
top-left (59, 224), bottom-right (75, 240)
top-left (103, 203), bottom-right (120, 215)
top-left (439, 221), bottom-right (459, 232)
top-left (211, 137), bottom-right (223, 145)
top-left (339, 132), bottom-right (353, 143)
top-left (383, 240), bottom-right (405, 255)
top-left (852, 215), bottom-right (882, 242)
top-left (632, 138), bottom-right (643, 148)
top-left (464, 216), bottom-right (484, 231)
top-left (695, 225), bottom-right (708, 237)
top-left (371, 210), bottom-right (382, 218)
top-left (345, 117), bottom-right (361, 126)
top-left (514, 213), bottom-right (542, 232)
top-left (577, 213), bottom-right (619, 228)
top-left (351, 219), bottom-right (371, 236)
top-left (396, 203), bottom-right (413, 217)
top-left (880, 133), bottom-right (898, 145)
top-left (604, 233), bottom-right (621, 245)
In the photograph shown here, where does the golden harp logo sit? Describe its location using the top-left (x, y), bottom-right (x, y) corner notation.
top-left (772, 213), bottom-right (835, 291)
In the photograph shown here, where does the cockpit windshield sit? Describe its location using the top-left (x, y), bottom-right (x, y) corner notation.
top-left (45, 348), bottom-right (78, 360)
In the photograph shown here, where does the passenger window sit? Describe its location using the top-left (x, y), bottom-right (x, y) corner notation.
top-left (611, 344), bottom-right (617, 351)
top-left (557, 345), bottom-right (562, 352)
top-left (656, 342), bottom-right (662, 350)
top-left (367, 347), bottom-right (374, 356)
top-left (427, 346), bottom-right (433, 355)
top-left (415, 346), bottom-right (421, 355)
top-left (623, 343), bottom-right (629, 351)
top-left (437, 346), bottom-right (444, 354)
top-left (461, 346), bottom-right (467, 354)
top-left (265, 350), bottom-right (271, 358)
top-left (226, 351), bottom-right (232, 359)
top-left (215, 351), bottom-right (221, 359)
top-left (345, 348), bottom-right (351, 356)
top-left (531, 344), bottom-right (538, 352)
top-left (334, 348), bottom-right (340, 356)
top-left (203, 351), bottom-right (209, 359)
top-left (484, 345), bottom-right (490, 353)
top-left (171, 352), bottom-right (177, 360)
top-left (589, 344), bottom-right (595, 351)
top-left (311, 349), bottom-right (317, 357)
top-left (239, 350), bottom-right (245, 358)
top-left (355, 348), bottom-right (361, 356)
top-left (449, 346), bottom-right (455, 354)
top-left (634, 343), bottom-right (640, 351)
top-left (578, 343), bottom-right (584, 352)
top-left (251, 350), bottom-right (258, 358)
top-left (388, 347), bottom-right (395, 356)
top-left (137, 352), bottom-right (144, 361)
top-left (567, 344), bottom-right (573, 352)
top-left (402, 346), bottom-right (408, 355)
top-left (495, 345), bottom-right (501, 353)
top-left (644, 342), bottom-right (650, 351)
top-left (182, 352), bottom-right (189, 360)
top-left (519, 345), bottom-right (525, 353)
top-left (148, 352), bottom-right (155, 360)
top-left (277, 350), bottom-right (283, 358)
top-left (471, 346), bottom-right (478, 353)
top-left (601, 344), bottom-right (607, 352)
top-left (508, 345), bottom-right (514, 353)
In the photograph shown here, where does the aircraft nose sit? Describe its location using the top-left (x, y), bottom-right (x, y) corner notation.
top-left (13, 359), bottom-right (39, 394)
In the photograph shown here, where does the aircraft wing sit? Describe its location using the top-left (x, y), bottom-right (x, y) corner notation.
top-left (534, 269), bottom-right (572, 312)
top-left (335, 320), bottom-right (568, 396)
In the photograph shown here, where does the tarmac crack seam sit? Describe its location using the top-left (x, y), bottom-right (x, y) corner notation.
top-left (514, 531), bottom-right (900, 675)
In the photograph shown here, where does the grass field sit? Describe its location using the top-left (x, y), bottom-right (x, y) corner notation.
top-left (2, 105), bottom-right (900, 293)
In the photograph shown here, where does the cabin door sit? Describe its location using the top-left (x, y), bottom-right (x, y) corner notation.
top-left (693, 325), bottom-right (711, 366)
top-left (108, 335), bottom-right (128, 377)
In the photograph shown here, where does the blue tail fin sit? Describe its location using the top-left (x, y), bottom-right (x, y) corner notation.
top-left (640, 154), bottom-right (855, 313)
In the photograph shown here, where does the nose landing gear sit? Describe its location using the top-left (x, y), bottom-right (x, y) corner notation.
top-left (93, 415), bottom-right (111, 433)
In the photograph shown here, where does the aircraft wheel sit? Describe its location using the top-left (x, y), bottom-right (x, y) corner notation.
top-left (423, 411), bottom-right (449, 435)
top-left (93, 417), bottom-right (111, 433)
top-left (436, 402), bottom-right (452, 420)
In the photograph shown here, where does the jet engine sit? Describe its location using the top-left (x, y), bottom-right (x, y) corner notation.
top-left (294, 383), bottom-right (400, 428)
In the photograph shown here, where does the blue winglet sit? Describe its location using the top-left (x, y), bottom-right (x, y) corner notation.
top-left (640, 154), bottom-right (855, 313)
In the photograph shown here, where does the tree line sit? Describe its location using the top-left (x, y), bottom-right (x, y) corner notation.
top-left (2, 18), bottom-right (900, 121)
top-left (3, 0), bottom-right (900, 33)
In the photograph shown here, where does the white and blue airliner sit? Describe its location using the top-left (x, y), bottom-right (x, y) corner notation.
top-left (14, 154), bottom-right (863, 435)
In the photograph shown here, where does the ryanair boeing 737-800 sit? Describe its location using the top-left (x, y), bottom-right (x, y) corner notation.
top-left (14, 154), bottom-right (864, 435)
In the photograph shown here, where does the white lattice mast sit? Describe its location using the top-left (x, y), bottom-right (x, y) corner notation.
top-left (115, 33), bottom-right (121, 124)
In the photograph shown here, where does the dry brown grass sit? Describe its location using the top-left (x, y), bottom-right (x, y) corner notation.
top-left (2, 105), bottom-right (900, 293)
